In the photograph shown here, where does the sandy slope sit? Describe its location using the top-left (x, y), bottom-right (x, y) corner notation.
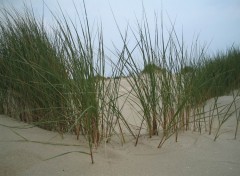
top-left (1, 94), bottom-right (240, 176)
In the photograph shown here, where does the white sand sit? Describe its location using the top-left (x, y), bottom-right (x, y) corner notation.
top-left (1, 91), bottom-right (240, 176)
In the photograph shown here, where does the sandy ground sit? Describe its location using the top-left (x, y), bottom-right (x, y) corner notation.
top-left (1, 94), bottom-right (240, 176)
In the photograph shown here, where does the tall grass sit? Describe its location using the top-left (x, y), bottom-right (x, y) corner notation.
top-left (115, 13), bottom-right (206, 147)
top-left (0, 3), bottom-right (129, 163)
top-left (0, 2), bottom-right (239, 163)
top-left (115, 12), bottom-right (240, 147)
top-left (0, 7), bottom-right (69, 130)
top-left (193, 47), bottom-right (240, 101)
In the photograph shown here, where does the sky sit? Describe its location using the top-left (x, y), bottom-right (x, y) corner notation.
top-left (0, 0), bottom-right (240, 58)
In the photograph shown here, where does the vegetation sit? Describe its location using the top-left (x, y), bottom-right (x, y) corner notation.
top-left (193, 48), bottom-right (240, 102)
top-left (0, 3), bottom-right (239, 163)
top-left (0, 4), bottom-right (127, 163)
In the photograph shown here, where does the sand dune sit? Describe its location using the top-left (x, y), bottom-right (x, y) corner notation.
top-left (1, 94), bottom-right (240, 176)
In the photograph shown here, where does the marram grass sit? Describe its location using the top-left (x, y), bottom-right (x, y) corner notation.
top-left (0, 2), bottom-right (239, 163)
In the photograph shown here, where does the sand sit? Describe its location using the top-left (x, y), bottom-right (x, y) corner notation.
top-left (1, 93), bottom-right (240, 176)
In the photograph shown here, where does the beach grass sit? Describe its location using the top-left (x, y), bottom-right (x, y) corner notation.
top-left (0, 2), bottom-right (239, 163)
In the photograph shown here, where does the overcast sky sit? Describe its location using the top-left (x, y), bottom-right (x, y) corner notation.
top-left (1, 0), bottom-right (240, 56)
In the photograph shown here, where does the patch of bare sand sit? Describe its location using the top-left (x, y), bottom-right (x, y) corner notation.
top-left (1, 114), bottom-right (240, 176)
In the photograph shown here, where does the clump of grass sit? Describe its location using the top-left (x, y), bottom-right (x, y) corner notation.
top-left (114, 12), bottom-right (201, 147)
top-left (0, 6), bottom-right (69, 130)
top-left (0, 2), bottom-right (130, 163)
top-left (191, 47), bottom-right (240, 103)
top-left (115, 11), bottom-right (240, 147)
